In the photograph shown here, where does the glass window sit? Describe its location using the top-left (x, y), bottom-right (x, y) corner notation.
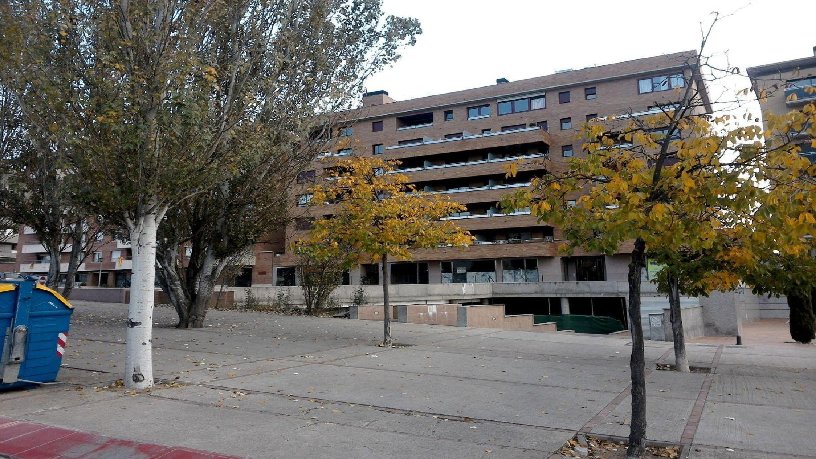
top-left (638, 78), bottom-right (652, 94)
top-left (444, 110), bottom-right (454, 121)
top-left (513, 98), bottom-right (529, 112)
top-left (562, 145), bottom-right (573, 157)
top-left (372, 120), bottom-right (383, 132)
top-left (444, 132), bottom-right (463, 139)
top-left (276, 267), bottom-right (296, 286)
top-left (296, 193), bottom-right (312, 207)
top-left (296, 170), bottom-right (316, 184)
top-left (586, 114), bottom-right (597, 121)
top-left (670, 74), bottom-right (685, 88)
top-left (530, 96), bottom-right (546, 110)
top-left (497, 101), bottom-right (512, 116)
top-left (584, 87), bottom-right (597, 100)
top-left (468, 105), bottom-right (491, 119)
top-left (653, 76), bottom-right (668, 91)
top-left (558, 91), bottom-right (570, 104)
top-left (372, 144), bottom-right (384, 155)
top-left (560, 117), bottom-right (572, 130)
top-left (339, 126), bottom-right (353, 137)
top-left (538, 121), bottom-right (548, 131)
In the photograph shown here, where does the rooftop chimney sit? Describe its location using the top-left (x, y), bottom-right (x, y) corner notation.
top-left (496, 78), bottom-right (509, 84)
top-left (362, 90), bottom-right (395, 107)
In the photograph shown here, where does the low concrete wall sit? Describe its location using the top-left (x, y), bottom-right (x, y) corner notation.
top-left (397, 304), bottom-right (459, 326)
top-left (758, 294), bottom-right (789, 319)
top-left (457, 305), bottom-right (556, 333)
top-left (68, 288), bottom-right (233, 308)
top-left (661, 306), bottom-right (705, 341)
top-left (355, 304), bottom-right (398, 321)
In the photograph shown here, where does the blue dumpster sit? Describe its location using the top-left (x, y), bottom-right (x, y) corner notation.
top-left (0, 279), bottom-right (74, 389)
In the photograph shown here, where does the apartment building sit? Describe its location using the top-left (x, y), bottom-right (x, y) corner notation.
top-left (15, 226), bottom-right (133, 287)
top-left (252, 50), bottom-right (712, 326)
top-left (747, 46), bottom-right (816, 161)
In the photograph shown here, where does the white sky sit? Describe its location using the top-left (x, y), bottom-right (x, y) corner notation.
top-left (365, 0), bottom-right (816, 107)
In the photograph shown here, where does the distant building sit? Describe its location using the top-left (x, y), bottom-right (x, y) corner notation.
top-left (15, 226), bottom-right (133, 287)
top-left (747, 46), bottom-right (816, 161)
top-left (251, 50), bottom-right (715, 329)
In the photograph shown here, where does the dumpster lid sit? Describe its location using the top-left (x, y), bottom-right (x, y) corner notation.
top-left (0, 284), bottom-right (15, 294)
top-left (34, 284), bottom-right (73, 309)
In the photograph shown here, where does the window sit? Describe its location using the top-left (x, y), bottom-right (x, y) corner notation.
top-left (584, 87), bottom-right (597, 100)
top-left (501, 124), bottom-right (526, 132)
top-left (397, 112), bottom-right (433, 129)
top-left (296, 170), bottom-right (316, 184)
top-left (361, 264), bottom-right (379, 285)
top-left (561, 145), bottom-right (573, 157)
top-left (538, 121), bottom-right (548, 131)
top-left (294, 218), bottom-right (314, 230)
top-left (337, 148), bottom-right (352, 156)
top-left (497, 95), bottom-right (545, 115)
top-left (560, 117), bottom-right (572, 130)
top-left (502, 258), bottom-right (538, 283)
top-left (372, 144), bottom-right (384, 155)
top-left (566, 200), bottom-right (577, 207)
top-left (468, 104), bottom-right (491, 119)
top-left (96, 231), bottom-right (105, 241)
top-left (558, 91), bottom-right (570, 104)
top-left (481, 128), bottom-right (492, 135)
top-left (372, 120), bottom-right (383, 132)
top-left (390, 262), bottom-right (429, 285)
top-left (586, 114), bottom-right (598, 121)
top-left (441, 260), bottom-right (496, 283)
top-left (444, 110), bottom-right (454, 121)
top-left (398, 138), bottom-right (423, 146)
top-left (296, 193), bottom-right (312, 207)
top-left (785, 77), bottom-right (816, 103)
top-left (276, 267), bottom-right (296, 286)
top-left (444, 132), bottom-right (463, 139)
top-left (638, 73), bottom-right (685, 94)
top-left (92, 252), bottom-right (103, 263)
top-left (339, 126), bottom-right (353, 137)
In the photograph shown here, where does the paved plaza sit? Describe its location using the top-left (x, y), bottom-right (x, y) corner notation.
top-left (1, 302), bottom-right (814, 458)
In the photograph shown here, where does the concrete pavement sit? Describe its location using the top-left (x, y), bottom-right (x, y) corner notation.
top-left (1, 302), bottom-right (814, 458)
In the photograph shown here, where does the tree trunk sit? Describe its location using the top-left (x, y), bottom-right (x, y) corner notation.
top-left (60, 221), bottom-right (84, 299)
top-left (46, 245), bottom-right (61, 289)
top-left (667, 273), bottom-right (689, 372)
top-left (381, 253), bottom-right (391, 347)
top-left (156, 246), bottom-right (189, 328)
top-left (186, 252), bottom-right (220, 328)
top-left (787, 290), bottom-right (815, 344)
top-left (627, 237), bottom-right (647, 459)
top-left (125, 211), bottom-right (160, 390)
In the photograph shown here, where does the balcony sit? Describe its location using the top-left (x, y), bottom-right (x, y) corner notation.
top-left (424, 181), bottom-right (531, 196)
top-left (393, 152), bottom-right (547, 174)
top-left (442, 208), bottom-right (531, 221)
top-left (785, 78), bottom-right (816, 105)
top-left (387, 126), bottom-right (544, 152)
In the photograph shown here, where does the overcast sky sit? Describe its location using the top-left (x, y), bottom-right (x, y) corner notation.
top-left (364, 0), bottom-right (815, 105)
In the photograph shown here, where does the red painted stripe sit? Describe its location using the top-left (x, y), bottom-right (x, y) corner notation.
top-left (0, 420), bottom-right (242, 459)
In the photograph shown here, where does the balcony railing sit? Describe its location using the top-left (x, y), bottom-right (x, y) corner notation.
top-left (785, 80), bottom-right (816, 105)
top-left (393, 152), bottom-right (548, 174)
top-left (424, 181), bottom-right (532, 196)
top-left (441, 208), bottom-right (531, 221)
top-left (386, 125), bottom-right (542, 151)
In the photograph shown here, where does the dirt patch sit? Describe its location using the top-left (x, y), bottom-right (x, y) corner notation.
top-left (655, 363), bottom-right (711, 373)
top-left (556, 435), bottom-right (681, 459)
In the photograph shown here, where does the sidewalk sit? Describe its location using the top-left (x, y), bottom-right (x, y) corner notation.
top-left (1, 302), bottom-right (813, 458)
top-left (0, 417), bottom-right (236, 458)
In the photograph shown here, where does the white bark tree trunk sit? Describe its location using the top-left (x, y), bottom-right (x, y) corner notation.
top-left (125, 210), bottom-right (161, 390)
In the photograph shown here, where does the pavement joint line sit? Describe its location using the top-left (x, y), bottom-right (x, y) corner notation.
top-left (313, 359), bottom-right (626, 394)
top-left (145, 388), bottom-right (562, 453)
top-left (7, 426), bottom-right (77, 457)
top-left (687, 442), bottom-right (816, 459)
top-left (579, 346), bottom-right (675, 435)
top-left (191, 382), bottom-right (579, 435)
top-left (680, 345), bottom-right (723, 446)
